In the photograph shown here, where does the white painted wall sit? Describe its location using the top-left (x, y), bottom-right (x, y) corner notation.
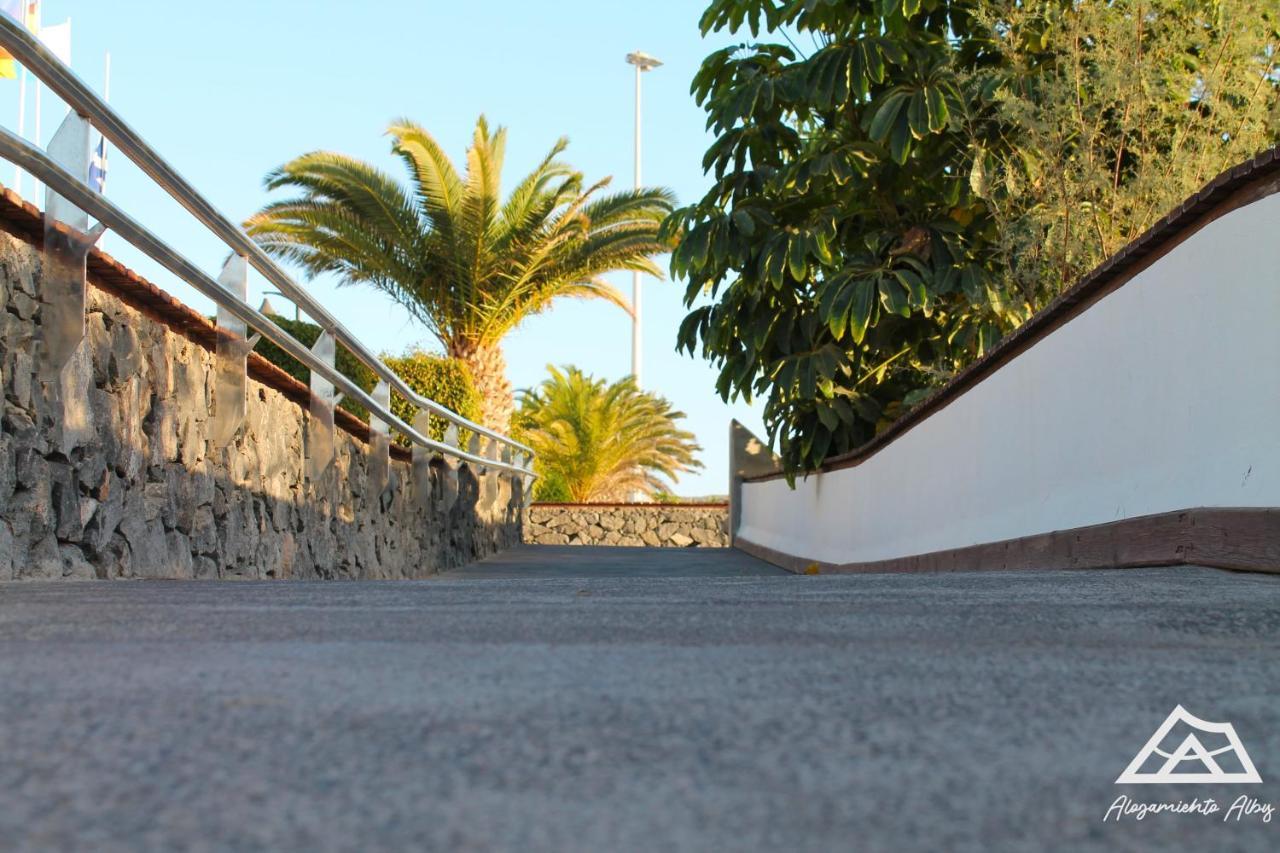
top-left (738, 192), bottom-right (1280, 565)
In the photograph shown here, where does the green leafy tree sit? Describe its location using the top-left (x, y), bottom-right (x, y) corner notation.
top-left (668, 0), bottom-right (1001, 477)
top-left (246, 116), bottom-right (675, 432)
top-left (965, 0), bottom-right (1280, 305)
top-left (670, 0), bottom-right (1278, 477)
top-left (514, 366), bottom-right (703, 502)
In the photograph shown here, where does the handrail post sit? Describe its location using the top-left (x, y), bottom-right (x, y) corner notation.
top-left (411, 409), bottom-right (433, 508)
top-left (39, 111), bottom-right (100, 382)
top-left (468, 434), bottom-right (493, 515)
top-left (519, 452), bottom-right (534, 510)
top-left (500, 445), bottom-right (516, 516)
top-left (437, 424), bottom-right (460, 514)
top-left (484, 440), bottom-right (502, 514)
top-left (368, 380), bottom-right (390, 496)
top-left (212, 254), bottom-right (258, 447)
top-left (307, 331), bottom-right (338, 486)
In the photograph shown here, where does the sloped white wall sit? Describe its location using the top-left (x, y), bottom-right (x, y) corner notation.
top-left (738, 192), bottom-right (1280, 566)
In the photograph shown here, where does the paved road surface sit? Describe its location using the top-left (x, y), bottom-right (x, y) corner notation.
top-left (2, 546), bottom-right (1278, 851)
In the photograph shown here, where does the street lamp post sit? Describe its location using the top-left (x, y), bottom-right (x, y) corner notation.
top-left (625, 51), bottom-right (661, 388)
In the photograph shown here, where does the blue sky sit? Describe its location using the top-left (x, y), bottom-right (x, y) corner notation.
top-left (2, 0), bottom-right (768, 496)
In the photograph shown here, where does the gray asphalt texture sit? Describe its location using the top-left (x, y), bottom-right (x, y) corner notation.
top-left (2, 546), bottom-right (1278, 852)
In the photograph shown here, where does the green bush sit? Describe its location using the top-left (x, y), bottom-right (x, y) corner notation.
top-left (251, 315), bottom-right (377, 420)
top-left (250, 320), bottom-right (479, 447)
top-left (531, 471), bottom-right (573, 503)
top-left (651, 492), bottom-right (728, 505)
top-left (381, 350), bottom-right (481, 445)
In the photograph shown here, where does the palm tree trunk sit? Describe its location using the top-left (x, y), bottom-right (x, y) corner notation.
top-left (451, 341), bottom-right (513, 434)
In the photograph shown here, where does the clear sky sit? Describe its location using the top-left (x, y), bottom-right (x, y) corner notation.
top-left (1, 0), bottom-right (768, 496)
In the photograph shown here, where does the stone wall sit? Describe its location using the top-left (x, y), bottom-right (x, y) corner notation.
top-left (524, 503), bottom-right (728, 548)
top-left (0, 229), bottom-right (523, 580)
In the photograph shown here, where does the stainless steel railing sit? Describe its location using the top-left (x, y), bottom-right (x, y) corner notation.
top-left (0, 15), bottom-right (534, 479)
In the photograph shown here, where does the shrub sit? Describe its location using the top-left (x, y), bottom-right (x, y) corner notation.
top-left (250, 320), bottom-right (480, 446)
top-left (531, 471), bottom-right (573, 503)
top-left (381, 350), bottom-right (481, 444)
top-left (251, 315), bottom-right (376, 419)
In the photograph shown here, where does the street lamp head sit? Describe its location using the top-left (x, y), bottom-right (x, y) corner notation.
top-left (626, 51), bottom-right (663, 71)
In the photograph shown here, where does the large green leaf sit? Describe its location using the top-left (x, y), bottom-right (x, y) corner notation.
top-left (849, 278), bottom-right (876, 344)
top-left (868, 90), bottom-right (910, 143)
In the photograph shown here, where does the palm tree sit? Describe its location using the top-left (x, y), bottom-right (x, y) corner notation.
top-left (514, 365), bottom-right (702, 502)
top-left (244, 116), bottom-right (675, 431)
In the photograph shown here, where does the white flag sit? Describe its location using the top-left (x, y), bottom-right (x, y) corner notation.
top-left (39, 19), bottom-right (70, 65)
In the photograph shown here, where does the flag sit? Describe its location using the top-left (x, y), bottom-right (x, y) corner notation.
top-left (0, 1), bottom-right (38, 79)
top-left (89, 137), bottom-right (107, 192)
top-left (39, 19), bottom-right (69, 66)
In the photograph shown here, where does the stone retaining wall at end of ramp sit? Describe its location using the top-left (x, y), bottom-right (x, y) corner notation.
top-left (524, 503), bottom-right (729, 547)
top-left (0, 228), bottom-right (523, 580)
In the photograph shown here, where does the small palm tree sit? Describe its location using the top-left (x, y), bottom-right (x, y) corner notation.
top-left (245, 116), bottom-right (675, 431)
top-left (514, 365), bottom-right (702, 502)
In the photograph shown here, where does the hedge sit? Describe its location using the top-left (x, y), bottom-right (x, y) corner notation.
top-left (531, 471), bottom-right (573, 502)
top-left (251, 315), bottom-right (377, 420)
top-left (250, 317), bottom-right (480, 444)
top-left (382, 351), bottom-right (481, 444)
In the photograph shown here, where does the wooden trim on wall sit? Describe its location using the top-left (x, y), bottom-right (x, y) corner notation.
top-left (745, 147), bottom-right (1280, 484)
top-left (735, 508), bottom-right (1280, 575)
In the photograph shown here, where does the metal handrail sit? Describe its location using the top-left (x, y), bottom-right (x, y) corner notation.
top-left (0, 127), bottom-right (534, 478)
top-left (0, 16), bottom-right (534, 469)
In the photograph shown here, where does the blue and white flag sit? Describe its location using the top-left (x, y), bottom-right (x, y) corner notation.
top-left (88, 137), bottom-right (107, 192)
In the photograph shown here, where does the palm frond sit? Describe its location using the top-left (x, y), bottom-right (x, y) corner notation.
top-left (516, 365), bottom-right (702, 501)
top-left (245, 115), bottom-right (679, 430)
top-left (387, 118), bottom-right (463, 232)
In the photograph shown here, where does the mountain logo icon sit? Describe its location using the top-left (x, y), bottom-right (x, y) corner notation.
top-left (1116, 705), bottom-right (1262, 784)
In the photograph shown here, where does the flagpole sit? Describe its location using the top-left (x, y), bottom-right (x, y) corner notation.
top-left (31, 1), bottom-right (41, 201)
top-left (14, 64), bottom-right (24, 196)
top-left (99, 49), bottom-right (109, 251)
